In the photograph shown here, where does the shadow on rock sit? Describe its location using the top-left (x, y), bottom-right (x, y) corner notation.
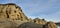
top-left (18, 22), bottom-right (43, 28)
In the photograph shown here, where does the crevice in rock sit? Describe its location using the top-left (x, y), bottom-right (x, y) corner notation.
top-left (6, 10), bottom-right (9, 18)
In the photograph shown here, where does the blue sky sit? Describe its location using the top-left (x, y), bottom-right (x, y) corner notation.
top-left (0, 0), bottom-right (60, 22)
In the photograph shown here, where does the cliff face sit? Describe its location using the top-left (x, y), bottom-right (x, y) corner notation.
top-left (0, 3), bottom-right (28, 28)
top-left (0, 3), bottom-right (28, 20)
top-left (0, 3), bottom-right (57, 28)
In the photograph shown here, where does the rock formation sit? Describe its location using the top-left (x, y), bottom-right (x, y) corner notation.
top-left (0, 18), bottom-right (17, 28)
top-left (18, 22), bottom-right (43, 28)
top-left (0, 3), bottom-right (57, 28)
top-left (0, 3), bottom-right (29, 28)
top-left (44, 22), bottom-right (57, 28)
top-left (33, 18), bottom-right (57, 28)
top-left (0, 3), bottom-right (28, 21)
top-left (33, 17), bottom-right (47, 25)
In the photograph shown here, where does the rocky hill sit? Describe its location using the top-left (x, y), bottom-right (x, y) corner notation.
top-left (0, 3), bottom-right (57, 28)
top-left (0, 3), bottom-right (28, 20)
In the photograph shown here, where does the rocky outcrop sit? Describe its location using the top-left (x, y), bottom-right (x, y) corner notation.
top-left (0, 18), bottom-right (17, 28)
top-left (18, 22), bottom-right (43, 28)
top-left (0, 3), bottom-right (57, 28)
top-left (18, 22), bottom-right (57, 28)
top-left (0, 3), bottom-right (29, 28)
top-left (0, 3), bottom-right (28, 21)
top-left (33, 17), bottom-right (47, 25)
top-left (44, 22), bottom-right (57, 28)
top-left (33, 18), bottom-right (57, 28)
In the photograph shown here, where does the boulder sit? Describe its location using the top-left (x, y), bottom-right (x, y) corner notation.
top-left (18, 22), bottom-right (43, 28)
top-left (44, 22), bottom-right (57, 28)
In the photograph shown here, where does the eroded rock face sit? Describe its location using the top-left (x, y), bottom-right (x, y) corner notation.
top-left (0, 3), bottom-right (57, 28)
top-left (0, 3), bottom-right (28, 21)
top-left (33, 18), bottom-right (57, 28)
top-left (44, 22), bottom-right (57, 28)
top-left (33, 18), bottom-right (47, 25)
top-left (0, 3), bottom-right (29, 28)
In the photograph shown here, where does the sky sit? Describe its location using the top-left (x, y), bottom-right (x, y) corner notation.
top-left (0, 0), bottom-right (60, 22)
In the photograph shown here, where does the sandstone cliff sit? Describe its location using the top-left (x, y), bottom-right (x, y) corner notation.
top-left (0, 3), bottom-right (57, 28)
top-left (0, 3), bottom-right (29, 28)
top-left (0, 3), bottom-right (28, 20)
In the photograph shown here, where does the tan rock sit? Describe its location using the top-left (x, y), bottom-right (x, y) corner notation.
top-left (0, 18), bottom-right (17, 28)
top-left (0, 3), bottom-right (28, 21)
top-left (44, 21), bottom-right (57, 28)
top-left (33, 17), bottom-right (47, 25)
top-left (0, 3), bottom-right (58, 28)
top-left (0, 3), bottom-right (29, 28)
